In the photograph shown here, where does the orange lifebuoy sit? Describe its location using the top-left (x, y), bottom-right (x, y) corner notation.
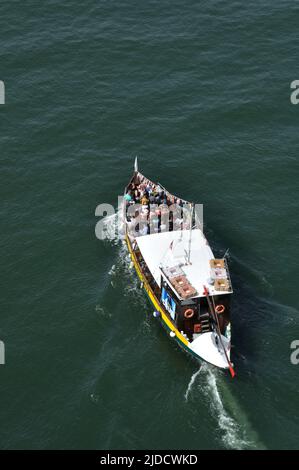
top-left (215, 304), bottom-right (225, 314)
top-left (184, 308), bottom-right (194, 319)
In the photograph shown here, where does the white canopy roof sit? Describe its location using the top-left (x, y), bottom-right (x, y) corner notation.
top-left (136, 229), bottom-right (232, 298)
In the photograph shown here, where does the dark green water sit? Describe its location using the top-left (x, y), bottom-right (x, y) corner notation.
top-left (1, 0), bottom-right (299, 450)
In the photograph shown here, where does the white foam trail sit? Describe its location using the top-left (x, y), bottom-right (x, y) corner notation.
top-left (184, 366), bottom-right (202, 402)
top-left (95, 305), bottom-right (112, 319)
top-left (101, 204), bottom-right (148, 305)
top-left (203, 366), bottom-right (251, 449)
top-left (108, 264), bottom-right (116, 276)
top-left (101, 205), bottom-right (124, 245)
top-left (185, 363), bottom-right (263, 450)
top-left (104, 229), bottom-right (147, 306)
top-left (90, 393), bottom-right (99, 404)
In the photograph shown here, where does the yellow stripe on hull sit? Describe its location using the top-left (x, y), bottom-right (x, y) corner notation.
top-left (125, 234), bottom-right (189, 347)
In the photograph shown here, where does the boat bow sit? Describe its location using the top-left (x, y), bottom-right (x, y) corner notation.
top-left (189, 332), bottom-right (231, 369)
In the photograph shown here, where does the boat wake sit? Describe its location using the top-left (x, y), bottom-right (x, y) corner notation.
top-left (98, 209), bottom-right (147, 312)
top-left (100, 205), bottom-right (125, 246)
top-left (203, 367), bottom-right (251, 450)
top-left (185, 364), bottom-right (264, 450)
top-left (95, 305), bottom-right (112, 319)
top-left (103, 216), bottom-right (147, 305)
top-left (184, 366), bottom-right (203, 402)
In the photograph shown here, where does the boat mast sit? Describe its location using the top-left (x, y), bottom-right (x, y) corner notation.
top-left (187, 203), bottom-right (194, 264)
top-left (203, 286), bottom-right (236, 378)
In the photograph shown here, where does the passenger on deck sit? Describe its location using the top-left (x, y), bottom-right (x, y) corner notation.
top-left (156, 184), bottom-right (162, 194)
top-left (124, 191), bottom-right (132, 202)
top-left (160, 191), bottom-right (167, 205)
top-left (141, 194), bottom-right (149, 206)
top-left (166, 195), bottom-right (172, 206)
top-left (149, 193), bottom-right (156, 204)
top-left (139, 182), bottom-right (146, 193)
top-left (154, 193), bottom-right (161, 205)
top-left (133, 188), bottom-right (140, 203)
top-left (146, 182), bottom-right (153, 195)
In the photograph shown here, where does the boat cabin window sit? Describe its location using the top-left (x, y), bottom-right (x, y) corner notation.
top-left (160, 280), bottom-right (180, 320)
top-left (161, 287), bottom-right (176, 320)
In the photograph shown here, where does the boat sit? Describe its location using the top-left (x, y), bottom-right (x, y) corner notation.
top-left (123, 158), bottom-right (235, 377)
